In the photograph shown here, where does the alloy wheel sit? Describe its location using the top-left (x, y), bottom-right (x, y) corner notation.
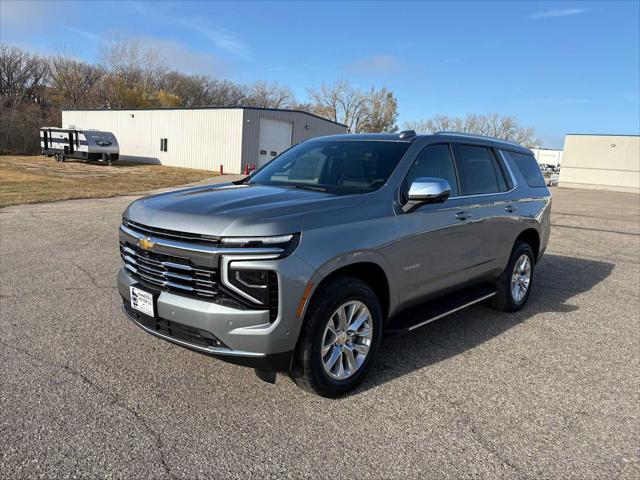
top-left (321, 301), bottom-right (373, 380)
top-left (511, 254), bottom-right (532, 303)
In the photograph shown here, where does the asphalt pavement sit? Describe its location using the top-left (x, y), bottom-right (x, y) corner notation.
top-left (1, 183), bottom-right (638, 479)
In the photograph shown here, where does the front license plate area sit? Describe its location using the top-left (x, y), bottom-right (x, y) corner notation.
top-left (130, 286), bottom-right (156, 317)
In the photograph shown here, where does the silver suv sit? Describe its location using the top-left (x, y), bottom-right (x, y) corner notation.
top-left (118, 131), bottom-right (551, 396)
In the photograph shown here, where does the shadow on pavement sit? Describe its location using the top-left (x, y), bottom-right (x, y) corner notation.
top-left (357, 254), bottom-right (614, 394)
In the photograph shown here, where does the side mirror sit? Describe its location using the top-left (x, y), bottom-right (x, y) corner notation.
top-left (405, 177), bottom-right (451, 212)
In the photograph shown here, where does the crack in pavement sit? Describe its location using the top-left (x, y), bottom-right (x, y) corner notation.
top-left (0, 340), bottom-right (177, 479)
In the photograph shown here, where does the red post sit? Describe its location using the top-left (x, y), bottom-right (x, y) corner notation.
top-left (244, 164), bottom-right (249, 175)
top-left (251, 163), bottom-right (256, 171)
top-left (219, 164), bottom-right (223, 175)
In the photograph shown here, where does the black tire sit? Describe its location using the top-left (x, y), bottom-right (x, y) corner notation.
top-left (490, 241), bottom-right (535, 312)
top-left (290, 276), bottom-right (382, 397)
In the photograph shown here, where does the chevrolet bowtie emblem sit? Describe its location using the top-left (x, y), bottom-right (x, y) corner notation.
top-left (138, 237), bottom-right (155, 250)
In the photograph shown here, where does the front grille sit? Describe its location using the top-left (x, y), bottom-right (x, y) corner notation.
top-left (123, 218), bottom-right (220, 245)
top-left (120, 243), bottom-right (219, 298)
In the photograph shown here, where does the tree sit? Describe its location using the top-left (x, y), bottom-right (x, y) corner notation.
top-left (404, 113), bottom-right (540, 147)
top-left (359, 86), bottom-right (398, 133)
top-left (307, 79), bottom-right (368, 132)
top-left (246, 81), bottom-right (295, 108)
top-left (0, 45), bottom-right (50, 154)
top-left (98, 38), bottom-right (166, 108)
top-left (49, 54), bottom-right (103, 108)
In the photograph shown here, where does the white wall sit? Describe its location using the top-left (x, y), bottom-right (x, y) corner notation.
top-left (559, 135), bottom-right (640, 193)
top-left (62, 109), bottom-right (244, 172)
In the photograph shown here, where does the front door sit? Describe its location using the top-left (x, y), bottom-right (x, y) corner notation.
top-left (258, 118), bottom-right (292, 168)
top-left (391, 143), bottom-right (475, 305)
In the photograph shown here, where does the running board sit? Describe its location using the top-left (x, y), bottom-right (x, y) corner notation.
top-left (386, 286), bottom-right (496, 335)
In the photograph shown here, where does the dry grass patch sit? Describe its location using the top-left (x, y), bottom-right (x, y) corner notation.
top-left (0, 155), bottom-right (216, 207)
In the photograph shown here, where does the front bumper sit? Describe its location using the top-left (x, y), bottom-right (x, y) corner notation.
top-left (121, 301), bottom-right (292, 370)
top-left (117, 248), bottom-right (313, 370)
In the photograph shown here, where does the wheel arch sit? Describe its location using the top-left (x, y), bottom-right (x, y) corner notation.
top-left (515, 228), bottom-right (541, 261)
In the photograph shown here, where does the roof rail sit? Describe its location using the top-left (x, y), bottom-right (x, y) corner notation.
top-left (398, 129), bottom-right (416, 139)
top-left (434, 131), bottom-right (524, 148)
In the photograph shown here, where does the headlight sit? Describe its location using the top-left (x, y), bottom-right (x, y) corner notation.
top-left (220, 234), bottom-right (294, 247)
top-left (219, 233), bottom-right (300, 257)
top-left (227, 269), bottom-right (274, 305)
top-left (227, 266), bottom-right (278, 308)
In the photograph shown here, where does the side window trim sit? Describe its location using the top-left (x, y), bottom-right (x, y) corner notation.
top-left (497, 150), bottom-right (519, 190)
top-left (449, 142), bottom-right (518, 198)
top-left (489, 147), bottom-right (512, 190)
top-left (400, 142), bottom-right (461, 201)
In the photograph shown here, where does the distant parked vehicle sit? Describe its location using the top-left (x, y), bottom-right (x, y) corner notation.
top-left (539, 163), bottom-right (556, 174)
top-left (40, 127), bottom-right (119, 165)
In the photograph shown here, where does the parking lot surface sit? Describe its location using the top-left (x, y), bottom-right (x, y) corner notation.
top-left (1, 185), bottom-right (638, 479)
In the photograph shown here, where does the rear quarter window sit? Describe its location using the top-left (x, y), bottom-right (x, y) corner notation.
top-left (505, 151), bottom-right (547, 188)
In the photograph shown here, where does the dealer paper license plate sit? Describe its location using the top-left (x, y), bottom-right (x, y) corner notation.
top-left (130, 286), bottom-right (155, 317)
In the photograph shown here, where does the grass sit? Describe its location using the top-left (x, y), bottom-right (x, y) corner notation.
top-left (0, 155), bottom-right (217, 208)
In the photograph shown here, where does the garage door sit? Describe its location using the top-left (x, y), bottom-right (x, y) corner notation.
top-left (258, 118), bottom-right (292, 167)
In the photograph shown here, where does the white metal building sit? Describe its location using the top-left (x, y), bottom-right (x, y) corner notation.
top-left (559, 134), bottom-right (639, 193)
top-left (61, 107), bottom-right (348, 173)
top-left (530, 147), bottom-right (563, 168)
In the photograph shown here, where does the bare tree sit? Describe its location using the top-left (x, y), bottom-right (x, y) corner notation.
top-left (98, 38), bottom-right (167, 108)
top-left (245, 81), bottom-right (295, 108)
top-left (49, 54), bottom-right (103, 108)
top-left (307, 79), bottom-right (368, 132)
top-left (0, 45), bottom-right (50, 153)
top-left (404, 113), bottom-right (540, 147)
top-left (206, 79), bottom-right (247, 106)
top-left (359, 86), bottom-right (398, 133)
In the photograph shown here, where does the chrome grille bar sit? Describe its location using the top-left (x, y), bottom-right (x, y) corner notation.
top-left (120, 243), bottom-right (218, 298)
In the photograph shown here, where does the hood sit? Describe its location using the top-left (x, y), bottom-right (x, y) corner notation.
top-left (125, 183), bottom-right (363, 237)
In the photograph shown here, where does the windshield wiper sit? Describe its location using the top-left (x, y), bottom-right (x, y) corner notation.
top-left (292, 184), bottom-right (327, 192)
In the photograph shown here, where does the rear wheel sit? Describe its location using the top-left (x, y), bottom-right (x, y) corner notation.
top-left (290, 276), bottom-right (382, 396)
top-left (490, 241), bottom-right (535, 312)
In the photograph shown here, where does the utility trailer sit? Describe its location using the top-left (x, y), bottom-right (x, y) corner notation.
top-left (40, 127), bottom-right (119, 165)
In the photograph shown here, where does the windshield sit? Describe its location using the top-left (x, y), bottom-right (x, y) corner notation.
top-left (248, 140), bottom-right (411, 194)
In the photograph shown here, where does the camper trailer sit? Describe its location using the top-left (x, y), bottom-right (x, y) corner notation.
top-left (40, 127), bottom-right (119, 164)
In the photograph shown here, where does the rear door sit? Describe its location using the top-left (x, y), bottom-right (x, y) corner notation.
top-left (450, 142), bottom-right (516, 280)
top-left (258, 118), bottom-right (292, 167)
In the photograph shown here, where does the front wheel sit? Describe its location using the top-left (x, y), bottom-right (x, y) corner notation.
top-left (490, 241), bottom-right (535, 312)
top-left (290, 276), bottom-right (382, 396)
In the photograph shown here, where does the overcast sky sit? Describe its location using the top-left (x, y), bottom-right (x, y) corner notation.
top-left (2, 0), bottom-right (639, 148)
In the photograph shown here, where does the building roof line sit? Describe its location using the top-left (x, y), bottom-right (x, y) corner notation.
top-left (62, 106), bottom-right (349, 128)
top-left (565, 133), bottom-right (640, 137)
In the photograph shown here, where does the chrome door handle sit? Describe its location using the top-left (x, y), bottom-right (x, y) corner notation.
top-left (455, 211), bottom-right (471, 220)
top-left (505, 205), bottom-right (518, 213)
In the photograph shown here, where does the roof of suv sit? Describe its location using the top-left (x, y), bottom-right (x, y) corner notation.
top-left (316, 131), bottom-right (533, 154)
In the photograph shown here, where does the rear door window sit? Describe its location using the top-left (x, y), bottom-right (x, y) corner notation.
top-left (505, 151), bottom-right (547, 188)
top-left (453, 144), bottom-right (508, 195)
